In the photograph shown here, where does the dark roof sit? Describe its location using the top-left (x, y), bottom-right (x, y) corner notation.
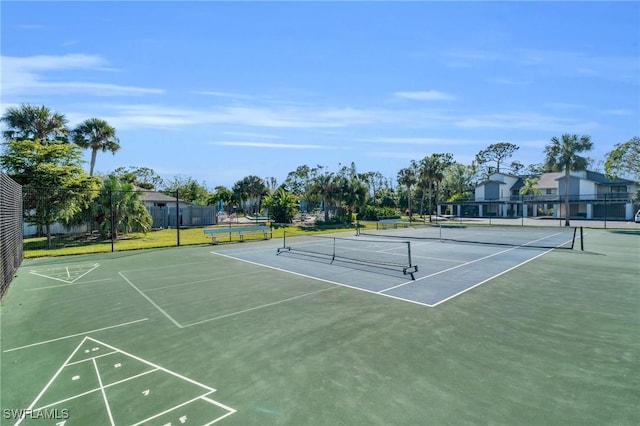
top-left (510, 177), bottom-right (525, 191)
top-left (585, 170), bottom-right (635, 185)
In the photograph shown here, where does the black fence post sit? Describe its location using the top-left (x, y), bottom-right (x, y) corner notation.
top-left (176, 190), bottom-right (180, 247)
top-left (110, 190), bottom-right (115, 253)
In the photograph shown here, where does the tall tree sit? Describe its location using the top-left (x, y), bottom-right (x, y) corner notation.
top-left (112, 166), bottom-right (164, 190)
top-left (163, 176), bottom-right (211, 206)
top-left (262, 187), bottom-right (298, 223)
top-left (232, 175), bottom-right (268, 213)
top-left (604, 136), bottom-right (639, 181)
top-left (519, 177), bottom-right (542, 198)
top-left (1, 104), bottom-right (69, 142)
top-left (91, 175), bottom-right (153, 239)
top-left (544, 134), bottom-right (593, 226)
top-left (475, 142), bottom-right (519, 174)
top-left (397, 161), bottom-right (418, 221)
top-left (72, 118), bottom-right (120, 176)
top-left (419, 153), bottom-right (454, 221)
top-left (0, 139), bottom-right (101, 247)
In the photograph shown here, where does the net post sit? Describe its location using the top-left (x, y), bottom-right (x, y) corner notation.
top-left (580, 226), bottom-right (584, 251)
top-left (331, 237), bottom-right (336, 263)
top-left (571, 226), bottom-right (576, 249)
top-left (407, 241), bottom-right (413, 269)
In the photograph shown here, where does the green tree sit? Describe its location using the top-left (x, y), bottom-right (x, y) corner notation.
top-left (112, 166), bottom-right (165, 190)
top-left (284, 164), bottom-right (324, 213)
top-left (262, 187), bottom-right (298, 223)
top-left (397, 161), bottom-right (418, 221)
top-left (519, 177), bottom-right (542, 199)
top-left (544, 134), bottom-right (593, 226)
top-left (163, 176), bottom-right (211, 206)
top-left (208, 186), bottom-right (235, 212)
top-left (232, 175), bottom-right (268, 213)
top-left (0, 139), bottom-right (101, 247)
top-left (91, 175), bottom-right (153, 238)
top-left (442, 162), bottom-right (475, 203)
top-left (475, 142), bottom-right (519, 174)
top-left (604, 136), bottom-right (639, 181)
top-left (419, 153), bottom-right (454, 221)
top-left (72, 118), bottom-right (120, 176)
top-left (1, 104), bottom-right (69, 142)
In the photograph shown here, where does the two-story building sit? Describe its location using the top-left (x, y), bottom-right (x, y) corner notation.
top-left (442, 170), bottom-right (638, 221)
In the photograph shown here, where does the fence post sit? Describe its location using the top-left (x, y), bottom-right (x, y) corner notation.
top-left (109, 190), bottom-right (115, 253)
top-left (176, 190), bottom-right (180, 247)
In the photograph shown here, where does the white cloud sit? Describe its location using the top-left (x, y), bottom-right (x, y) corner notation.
top-left (394, 90), bottom-right (456, 101)
top-left (1, 54), bottom-right (163, 97)
top-left (211, 141), bottom-right (330, 149)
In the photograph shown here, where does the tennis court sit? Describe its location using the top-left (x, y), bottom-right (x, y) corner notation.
top-left (1, 227), bottom-right (638, 425)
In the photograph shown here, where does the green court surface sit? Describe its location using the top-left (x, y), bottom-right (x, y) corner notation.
top-left (1, 229), bottom-right (638, 425)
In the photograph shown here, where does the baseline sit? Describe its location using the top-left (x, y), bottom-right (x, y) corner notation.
top-left (2, 318), bottom-right (149, 353)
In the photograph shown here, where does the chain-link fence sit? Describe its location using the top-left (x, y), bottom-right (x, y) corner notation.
top-left (1, 173), bottom-right (23, 298)
top-left (22, 187), bottom-right (218, 254)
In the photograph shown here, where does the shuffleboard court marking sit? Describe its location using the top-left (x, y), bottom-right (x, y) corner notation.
top-left (119, 272), bottom-right (183, 328)
top-left (93, 357), bottom-right (116, 426)
top-left (14, 336), bottom-right (236, 426)
top-left (3, 318), bottom-right (149, 353)
top-left (24, 278), bottom-right (113, 291)
top-left (29, 263), bottom-right (100, 284)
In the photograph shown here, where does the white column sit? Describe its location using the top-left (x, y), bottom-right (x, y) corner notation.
top-left (553, 204), bottom-right (559, 218)
top-left (626, 203), bottom-right (633, 220)
top-left (523, 203), bottom-right (528, 218)
top-left (457, 205), bottom-right (462, 217)
top-left (502, 204), bottom-right (508, 217)
top-left (586, 203), bottom-right (593, 220)
top-left (479, 205), bottom-right (483, 217)
top-left (437, 204), bottom-right (441, 217)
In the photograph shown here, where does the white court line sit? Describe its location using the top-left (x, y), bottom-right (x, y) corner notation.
top-left (29, 263), bottom-right (100, 284)
top-left (13, 336), bottom-right (90, 426)
top-left (66, 350), bottom-right (118, 366)
top-left (181, 287), bottom-right (337, 328)
top-left (202, 396), bottom-right (238, 424)
top-left (93, 358), bottom-right (116, 426)
top-left (3, 318), bottom-right (149, 353)
top-left (380, 232), bottom-right (568, 293)
top-left (24, 278), bottom-right (113, 291)
top-left (430, 249), bottom-right (554, 307)
top-left (380, 245), bottom-right (531, 293)
top-left (144, 270), bottom-right (264, 292)
top-left (130, 393), bottom-right (213, 426)
top-left (119, 272), bottom-right (183, 328)
top-left (85, 337), bottom-right (217, 392)
top-left (211, 251), bottom-right (435, 308)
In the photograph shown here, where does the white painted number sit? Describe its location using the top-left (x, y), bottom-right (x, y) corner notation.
top-left (142, 389), bottom-right (150, 396)
top-left (72, 375), bottom-right (80, 381)
top-left (114, 363), bottom-right (122, 368)
top-left (180, 416), bottom-right (187, 424)
top-left (92, 347), bottom-right (100, 352)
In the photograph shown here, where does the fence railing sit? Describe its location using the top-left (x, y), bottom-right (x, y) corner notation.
top-left (0, 173), bottom-right (23, 298)
top-left (22, 187), bottom-right (217, 254)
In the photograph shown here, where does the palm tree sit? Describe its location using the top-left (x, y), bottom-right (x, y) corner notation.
top-left (397, 161), bottom-right (418, 222)
top-left (1, 104), bottom-right (68, 142)
top-left (544, 134), bottom-right (593, 226)
top-left (72, 118), bottom-right (120, 176)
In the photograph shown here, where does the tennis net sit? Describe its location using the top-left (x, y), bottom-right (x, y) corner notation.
top-left (277, 231), bottom-right (418, 278)
top-left (358, 222), bottom-right (583, 250)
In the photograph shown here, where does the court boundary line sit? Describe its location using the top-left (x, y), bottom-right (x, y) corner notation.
top-left (2, 318), bottom-right (149, 353)
top-left (24, 278), bottom-right (114, 291)
top-left (430, 248), bottom-right (554, 307)
top-left (119, 272), bottom-right (183, 328)
top-left (144, 269), bottom-right (264, 292)
top-left (211, 251), bottom-right (434, 308)
top-left (381, 233), bottom-right (568, 293)
top-left (181, 286), bottom-right (337, 328)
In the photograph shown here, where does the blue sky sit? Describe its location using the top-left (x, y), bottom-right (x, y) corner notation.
top-left (2, 1), bottom-right (639, 189)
